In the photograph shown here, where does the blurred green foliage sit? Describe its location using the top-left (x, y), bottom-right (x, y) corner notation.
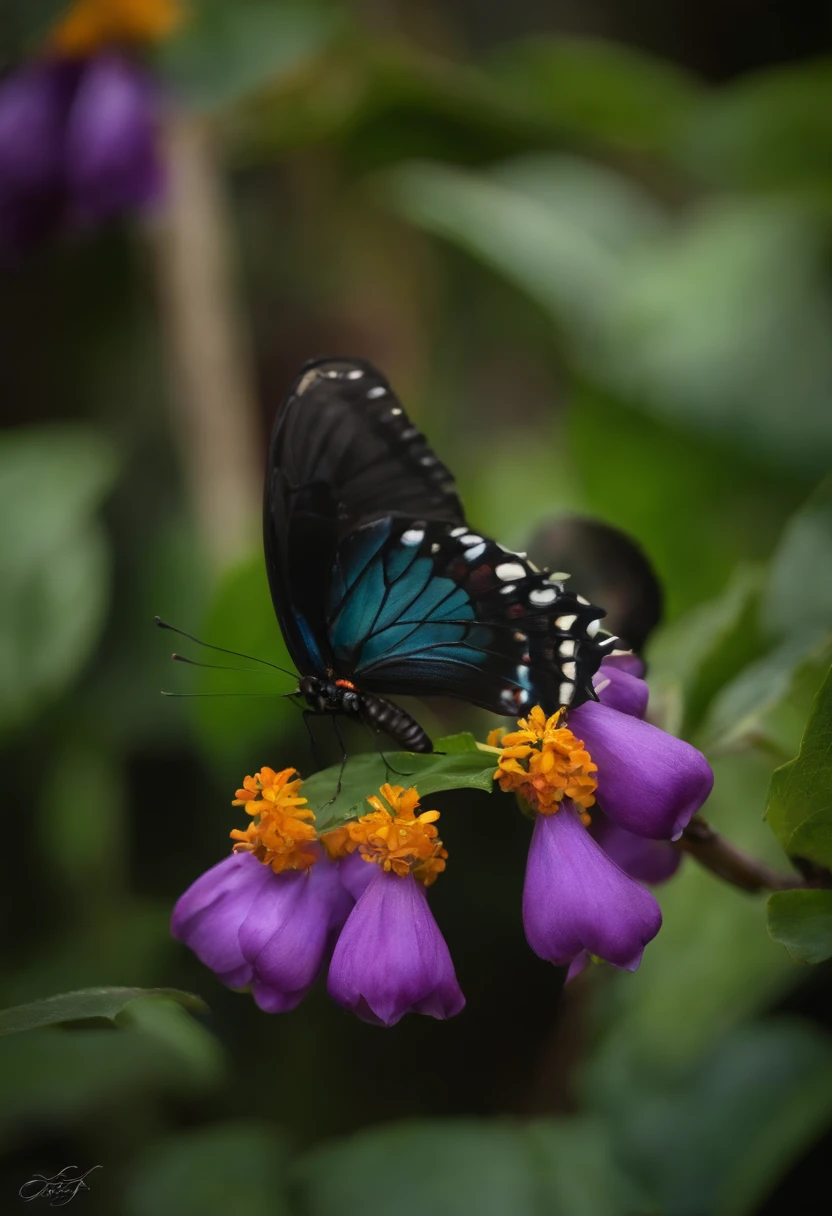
top-left (2, 0), bottom-right (832, 1213)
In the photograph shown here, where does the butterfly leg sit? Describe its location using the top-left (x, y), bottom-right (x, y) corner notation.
top-left (312, 715), bottom-right (349, 813)
top-left (302, 710), bottom-right (322, 773)
top-left (330, 715), bottom-right (348, 799)
top-left (359, 712), bottom-right (414, 780)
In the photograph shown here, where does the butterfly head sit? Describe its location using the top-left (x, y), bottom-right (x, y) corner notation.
top-left (298, 674), bottom-right (361, 716)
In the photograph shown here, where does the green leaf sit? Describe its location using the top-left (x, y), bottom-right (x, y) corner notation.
top-left (127, 1121), bottom-right (291, 1216)
top-left (602, 201), bottom-right (832, 477)
top-left (383, 155), bottom-right (663, 344)
top-left (116, 997), bottom-right (224, 1090)
top-left (488, 36), bottom-right (699, 154)
top-left (597, 1019), bottom-right (832, 1216)
top-left (434, 731), bottom-right (481, 753)
top-left (762, 476), bottom-right (832, 642)
top-left (0, 425), bottom-right (117, 736)
top-left (155, 0), bottom-right (344, 109)
top-left (768, 890), bottom-right (832, 964)
top-left (294, 1117), bottom-right (638, 1216)
top-left (647, 565), bottom-right (764, 737)
top-left (765, 664), bottom-right (832, 868)
top-left (0, 987), bottom-right (207, 1036)
top-left (302, 749), bottom-right (495, 834)
top-left (0, 1001), bottom-right (222, 1132)
top-left (674, 59), bottom-right (832, 193)
top-left (387, 158), bottom-right (832, 477)
top-left (586, 752), bottom-right (796, 1087)
top-left (701, 633), bottom-right (832, 753)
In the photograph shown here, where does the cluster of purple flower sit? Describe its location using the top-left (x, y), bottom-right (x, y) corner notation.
top-left (172, 656), bottom-right (713, 1026)
top-left (0, 0), bottom-right (177, 254)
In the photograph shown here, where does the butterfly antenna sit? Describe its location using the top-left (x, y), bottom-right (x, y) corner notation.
top-left (171, 652), bottom-right (264, 674)
top-left (155, 617), bottom-right (298, 680)
top-left (161, 690), bottom-right (302, 699)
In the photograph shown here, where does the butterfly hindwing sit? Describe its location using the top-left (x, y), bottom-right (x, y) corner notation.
top-left (327, 519), bottom-right (612, 715)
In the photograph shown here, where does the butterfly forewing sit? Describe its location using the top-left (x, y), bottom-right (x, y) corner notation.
top-left (264, 355), bottom-right (614, 718)
top-left (264, 357), bottom-right (464, 677)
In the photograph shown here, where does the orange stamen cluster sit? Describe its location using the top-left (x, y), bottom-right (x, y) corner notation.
top-left (489, 705), bottom-right (597, 820)
top-left (322, 784), bottom-right (447, 886)
top-left (230, 766), bottom-right (318, 873)
top-left (50, 0), bottom-right (183, 55)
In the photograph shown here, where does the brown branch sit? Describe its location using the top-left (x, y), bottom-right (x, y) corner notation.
top-left (677, 816), bottom-right (828, 894)
top-left (152, 112), bottom-right (262, 573)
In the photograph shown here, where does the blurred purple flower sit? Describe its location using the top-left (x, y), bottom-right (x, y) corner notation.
top-left (0, 51), bottom-right (162, 255)
top-left (171, 846), bottom-right (352, 1014)
top-left (327, 868), bottom-right (465, 1027)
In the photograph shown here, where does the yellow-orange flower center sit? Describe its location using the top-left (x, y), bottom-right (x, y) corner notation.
top-left (49, 0), bottom-right (183, 55)
top-left (489, 705), bottom-right (597, 820)
top-left (230, 766), bottom-right (318, 873)
top-left (322, 783), bottom-right (447, 886)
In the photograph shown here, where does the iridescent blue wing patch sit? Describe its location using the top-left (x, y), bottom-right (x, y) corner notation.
top-left (328, 518), bottom-right (614, 716)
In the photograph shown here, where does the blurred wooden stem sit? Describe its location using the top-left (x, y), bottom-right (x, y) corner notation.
top-left (677, 816), bottom-right (827, 893)
top-left (153, 112), bottom-right (261, 572)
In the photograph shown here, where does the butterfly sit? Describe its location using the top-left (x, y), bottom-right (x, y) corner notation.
top-left (264, 356), bottom-right (616, 753)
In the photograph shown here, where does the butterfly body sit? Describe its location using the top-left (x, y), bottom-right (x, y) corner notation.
top-left (265, 357), bottom-right (615, 751)
top-left (297, 674), bottom-right (432, 753)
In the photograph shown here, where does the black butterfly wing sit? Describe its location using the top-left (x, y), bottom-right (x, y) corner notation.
top-left (264, 356), bottom-right (464, 676)
top-left (328, 517), bottom-right (614, 716)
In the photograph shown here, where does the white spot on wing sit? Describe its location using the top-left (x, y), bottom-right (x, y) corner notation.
top-left (559, 639), bottom-right (576, 658)
top-left (401, 529), bottom-right (424, 546)
top-left (464, 542), bottom-right (486, 561)
top-left (367, 385), bottom-right (386, 399)
top-left (450, 526), bottom-right (467, 537)
top-left (548, 571), bottom-right (570, 582)
top-left (586, 618), bottom-right (601, 638)
top-left (529, 587), bottom-right (557, 606)
top-left (496, 562), bottom-right (526, 581)
top-left (559, 682), bottom-right (574, 705)
top-left (295, 369), bottom-right (320, 396)
top-left (500, 585), bottom-right (516, 595)
top-left (459, 534), bottom-right (482, 546)
top-left (562, 661), bottom-right (577, 680)
top-left (347, 368), bottom-right (364, 380)
top-left (576, 595), bottom-right (590, 606)
top-left (431, 542), bottom-right (441, 554)
top-left (556, 614), bottom-right (577, 631)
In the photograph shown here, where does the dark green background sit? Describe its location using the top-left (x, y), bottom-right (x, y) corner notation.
top-left (2, 0), bottom-right (832, 1212)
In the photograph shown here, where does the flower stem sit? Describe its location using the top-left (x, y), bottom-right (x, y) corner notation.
top-left (677, 816), bottom-right (830, 893)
